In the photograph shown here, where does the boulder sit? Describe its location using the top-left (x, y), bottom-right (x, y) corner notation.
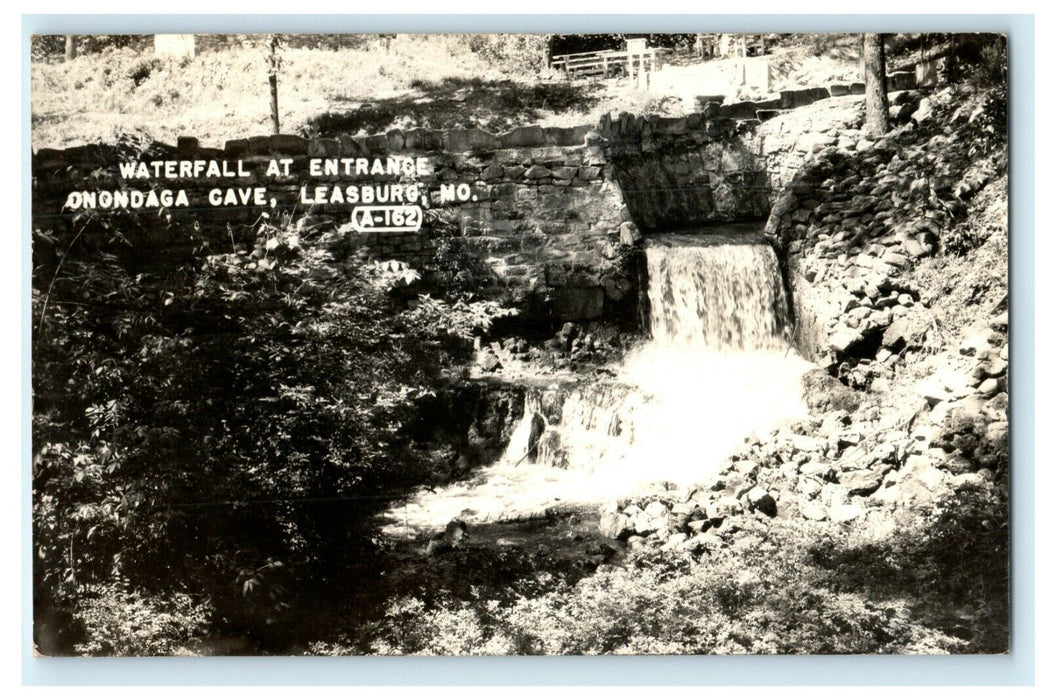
top-left (687, 519), bottom-right (713, 534)
top-left (798, 499), bottom-right (828, 521)
top-left (828, 327), bottom-right (865, 353)
top-left (802, 369), bottom-right (863, 413)
top-left (827, 502), bottom-right (865, 523)
top-left (959, 327), bottom-right (1006, 358)
top-left (599, 510), bottom-right (633, 540)
top-left (977, 377), bottom-right (1001, 395)
top-left (744, 487), bottom-right (777, 517)
top-left (839, 469), bottom-right (883, 497)
top-left (882, 308), bottom-right (932, 351)
top-left (477, 351), bottom-right (502, 372)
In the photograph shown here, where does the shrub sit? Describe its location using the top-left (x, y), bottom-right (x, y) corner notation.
top-left (349, 515), bottom-right (981, 655)
top-left (464, 34), bottom-right (549, 75)
top-left (72, 584), bottom-right (211, 656)
top-left (33, 210), bottom-right (493, 653)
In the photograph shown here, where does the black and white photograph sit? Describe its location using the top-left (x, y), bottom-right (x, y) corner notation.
top-left (30, 30), bottom-right (1011, 657)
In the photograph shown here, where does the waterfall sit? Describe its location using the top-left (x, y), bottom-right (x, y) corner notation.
top-left (645, 233), bottom-right (790, 351)
top-left (383, 227), bottom-right (812, 536)
top-left (611, 231), bottom-right (810, 487)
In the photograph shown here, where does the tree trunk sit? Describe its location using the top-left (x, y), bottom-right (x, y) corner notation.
top-left (862, 33), bottom-right (889, 136)
top-left (64, 36), bottom-right (76, 61)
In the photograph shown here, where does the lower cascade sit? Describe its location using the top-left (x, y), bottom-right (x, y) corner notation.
top-left (383, 228), bottom-right (814, 536)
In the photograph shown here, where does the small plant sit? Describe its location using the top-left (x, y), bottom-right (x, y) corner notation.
top-left (128, 58), bottom-right (160, 87)
top-left (73, 584), bottom-right (211, 656)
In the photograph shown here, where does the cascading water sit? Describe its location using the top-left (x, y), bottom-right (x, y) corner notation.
top-left (382, 227), bottom-right (813, 537)
top-left (644, 233), bottom-right (790, 351)
top-left (614, 231), bottom-right (812, 486)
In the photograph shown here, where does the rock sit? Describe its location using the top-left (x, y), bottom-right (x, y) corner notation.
top-left (787, 434), bottom-right (827, 454)
top-left (599, 510), bottom-right (633, 540)
top-left (713, 470), bottom-right (752, 499)
top-left (644, 500), bottom-right (670, 519)
top-left (820, 483), bottom-right (851, 508)
top-left (893, 467), bottom-right (942, 505)
top-left (798, 477), bottom-right (823, 499)
top-left (802, 369), bottom-right (863, 413)
top-left (836, 430), bottom-right (862, 447)
top-left (632, 500), bottom-right (671, 536)
top-left (671, 500), bottom-right (696, 515)
top-left (619, 221), bottom-right (642, 246)
top-left (819, 411), bottom-right (849, 437)
top-left (799, 132), bottom-right (838, 153)
top-left (959, 328), bottom-right (1006, 358)
top-left (950, 472), bottom-right (984, 488)
top-left (689, 532), bottom-right (723, 553)
top-left (477, 351), bottom-right (502, 372)
top-left (909, 454), bottom-right (948, 490)
top-left (982, 392), bottom-right (1008, 422)
top-left (800, 461), bottom-right (833, 479)
top-left (734, 459), bottom-right (760, 478)
top-left (977, 377), bottom-right (1001, 395)
top-left (799, 499), bottom-right (827, 521)
top-left (660, 532), bottom-right (690, 552)
top-left (912, 98), bottom-right (934, 124)
top-left (710, 496), bottom-right (743, 518)
top-left (902, 236), bottom-right (931, 258)
top-left (687, 519), bottom-right (712, 534)
top-left (744, 487), bottom-right (777, 517)
top-left (826, 502), bottom-right (865, 523)
top-left (839, 469), bottom-right (883, 497)
top-left (524, 165), bottom-right (553, 180)
top-left (943, 396), bottom-right (987, 438)
top-left (669, 510), bottom-right (693, 531)
top-left (943, 453), bottom-right (976, 475)
top-left (499, 125), bottom-right (546, 148)
top-left (882, 251), bottom-right (909, 268)
top-left (882, 311), bottom-right (931, 351)
top-left (981, 356), bottom-right (1008, 378)
top-left (985, 420), bottom-right (1009, 446)
top-left (829, 327), bottom-right (865, 353)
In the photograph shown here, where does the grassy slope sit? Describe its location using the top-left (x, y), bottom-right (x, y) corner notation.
top-left (32, 35), bottom-right (867, 150)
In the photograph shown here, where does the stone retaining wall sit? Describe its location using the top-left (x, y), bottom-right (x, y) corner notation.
top-left (32, 76), bottom-right (900, 323)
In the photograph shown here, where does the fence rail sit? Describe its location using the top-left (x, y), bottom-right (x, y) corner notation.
top-left (551, 48), bottom-right (667, 79)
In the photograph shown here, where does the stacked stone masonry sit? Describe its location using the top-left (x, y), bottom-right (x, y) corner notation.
top-left (32, 66), bottom-right (920, 322)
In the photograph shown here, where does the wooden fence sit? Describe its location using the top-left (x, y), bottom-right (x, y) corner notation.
top-left (551, 48), bottom-right (667, 80)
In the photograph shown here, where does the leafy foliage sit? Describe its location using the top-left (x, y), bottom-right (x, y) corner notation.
top-left (323, 484), bottom-right (1007, 656)
top-left (72, 584), bottom-right (211, 656)
top-left (32, 210), bottom-right (490, 653)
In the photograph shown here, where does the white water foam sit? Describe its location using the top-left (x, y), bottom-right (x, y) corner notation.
top-left (383, 230), bottom-right (813, 536)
